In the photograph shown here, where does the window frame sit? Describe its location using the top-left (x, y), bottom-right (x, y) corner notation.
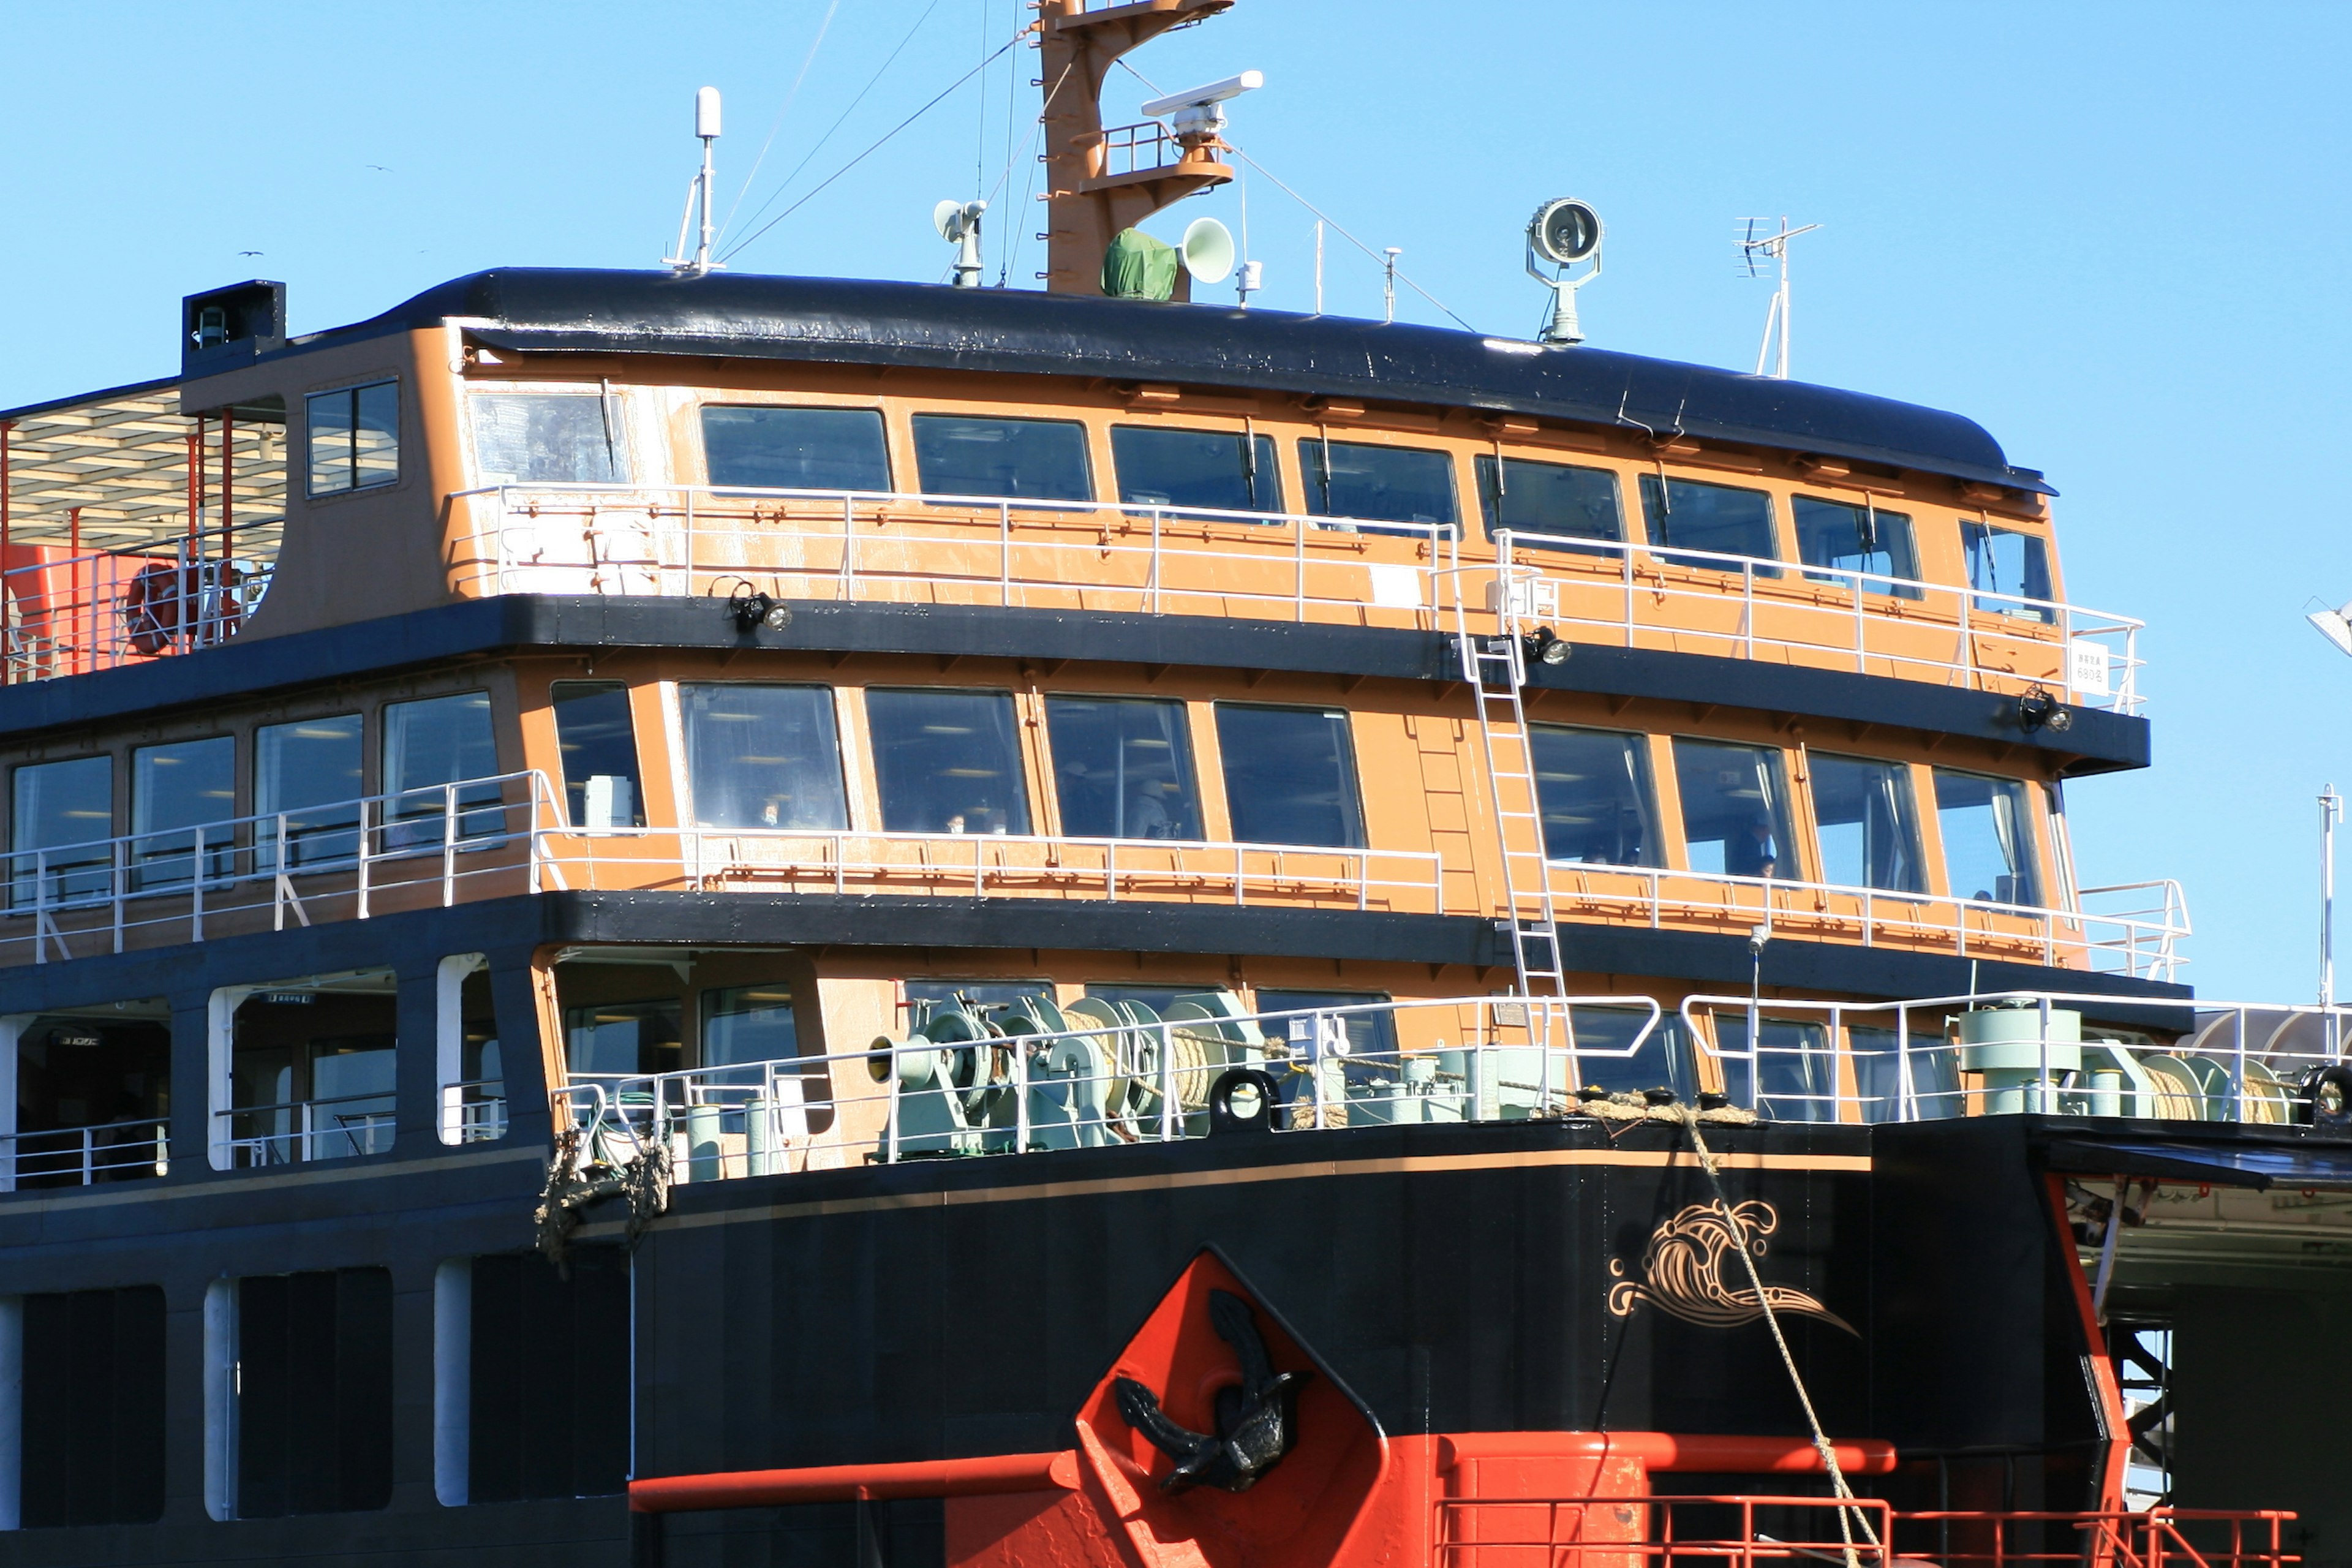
top-left (908, 412), bottom-right (1095, 504)
top-left (304, 379), bottom-right (400, 497)
top-left (1296, 435), bottom-right (1462, 537)
top-left (864, 686), bottom-right (1035, 837)
top-left (10, 753), bottom-right (117, 908)
top-left (677, 680), bottom-right (851, 834)
top-left (1211, 702), bottom-right (1368, 850)
top-left (1526, 722), bottom-right (1663, 869)
top-left (1805, 750), bottom-right (1928, 895)
top-left (1792, 494), bottom-right (1924, 600)
top-left (1637, 472), bottom-right (1784, 578)
top-left (1107, 423), bottom-right (1284, 519)
top-left (699, 402), bottom-right (894, 495)
top-left (1042, 692), bottom-right (1206, 843)
top-left (1475, 452), bottom-right (1627, 559)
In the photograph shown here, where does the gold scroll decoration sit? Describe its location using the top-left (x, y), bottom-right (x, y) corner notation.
top-left (1607, 1200), bottom-right (1857, 1338)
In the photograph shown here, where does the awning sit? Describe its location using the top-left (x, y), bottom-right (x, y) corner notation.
top-left (2044, 1138), bottom-right (2352, 1191)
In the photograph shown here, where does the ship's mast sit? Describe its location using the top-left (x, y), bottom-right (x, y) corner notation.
top-left (1035, 0), bottom-right (1238, 297)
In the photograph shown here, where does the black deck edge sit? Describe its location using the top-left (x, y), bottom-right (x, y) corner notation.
top-left (0, 595), bottom-right (2150, 774)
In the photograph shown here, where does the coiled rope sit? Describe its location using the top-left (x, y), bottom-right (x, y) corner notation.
top-left (1679, 1107), bottom-right (1881, 1568)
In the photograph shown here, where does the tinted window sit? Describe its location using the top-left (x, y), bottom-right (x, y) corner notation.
top-left (1809, 753), bottom-right (1924, 894)
top-left (565, 997), bottom-right (682, 1077)
top-left (1638, 474), bottom-right (1780, 575)
top-left (1111, 426), bottom-right (1281, 515)
top-left (1046, 696), bottom-right (1202, 840)
top-left (680, 684), bottom-right (847, 831)
top-left (1934, 769), bottom-right (2042, 906)
top-left (703, 984), bottom-right (799, 1068)
top-left (466, 1250), bottom-right (629, 1504)
top-left (383, 692), bottom-right (502, 846)
top-left (1568, 1007), bottom-right (1691, 1098)
top-left (469, 392), bottom-right (624, 484)
top-left (235, 1268), bottom-right (394, 1518)
top-left (1966, 522), bottom-right (2056, 622)
top-left (130, 736), bottom-right (233, 891)
top-left (1477, 454), bottom-right (1624, 556)
top-left (867, 688), bottom-right (1031, 835)
top-left (13, 754), bottom-right (114, 905)
top-left (19, 1286), bottom-right (166, 1525)
top-left (1299, 439), bottom-right (1458, 533)
top-left (1529, 725), bottom-right (1660, 867)
top-left (306, 381), bottom-right (399, 496)
top-left (1793, 496), bottom-right (1920, 598)
top-left (551, 682), bottom-right (644, 828)
top-left (1672, 737), bottom-right (1793, 880)
top-left (911, 415), bottom-right (1091, 502)
top-left (1851, 1023), bottom-right (1962, 1122)
top-left (1718, 1016), bottom-right (1837, 1121)
top-left (702, 405), bottom-right (891, 492)
top-left (256, 714), bottom-right (363, 870)
top-left (1214, 705), bottom-right (1365, 848)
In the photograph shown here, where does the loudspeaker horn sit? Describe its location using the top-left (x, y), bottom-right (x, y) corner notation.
top-left (1180, 217), bottom-right (1236, 285)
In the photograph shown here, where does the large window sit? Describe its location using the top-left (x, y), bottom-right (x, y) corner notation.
top-left (1476, 454), bottom-right (1624, 557)
top-left (1298, 439), bottom-right (1458, 534)
top-left (383, 692), bottom-right (501, 848)
top-left (1529, 725), bottom-right (1660, 867)
top-left (1966, 522), bottom-right (2056, 622)
top-left (1934, 769), bottom-right (2042, 907)
top-left (565, 997), bottom-right (682, 1077)
top-left (463, 1250), bottom-right (630, 1504)
top-left (703, 984), bottom-right (799, 1068)
top-left (1850, 1024), bottom-right (1962, 1122)
top-left (550, 682), bottom-right (645, 829)
top-left (1793, 496), bottom-right (1921, 598)
top-left (224, 973), bottom-right (399, 1166)
top-left (1110, 426), bottom-right (1281, 516)
top-left (1809, 753), bottom-right (1924, 894)
top-left (233, 1268), bottom-right (394, 1517)
top-left (867, 688), bottom-right (1031, 835)
top-left (130, 736), bottom-right (235, 891)
top-left (1567, 1007), bottom-right (1692, 1099)
top-left (307, 380), bottom-right (399, 496)
top-left (1672, 738), bottom-right (1793, 880)
top-left (10, 1003), bottom-right (172, 1186)
top-left (1638, 475), bottom-right (1780, 575)
top-left (1213, 705), bottom-right (1365, 849)
top-left (468, 390), bottom-right (625, 485)
top-left (1045, 696), bottom-right (1202, 841)
top-left (680, 684), bottom-right (847, 831)
top-left (701, 405), bottom-right (891, 493)
top-left (910, 414), bottom-right (1091, 502)
top-left (256, 714), bottom-right (363, 870)
top-left (11, 755), bottom-right (113, 906)
top-left (17, 1286), bottom-right (167, 1526)
top-left (1717, 1015), bottom-right (1838, 1121)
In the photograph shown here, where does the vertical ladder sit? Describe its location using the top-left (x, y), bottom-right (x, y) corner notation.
top-left (1456, 541), bottom-right (1569, 1009)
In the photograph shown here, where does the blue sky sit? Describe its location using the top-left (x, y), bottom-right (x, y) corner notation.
top-left (2, 2), bottom-right (2347, 1002)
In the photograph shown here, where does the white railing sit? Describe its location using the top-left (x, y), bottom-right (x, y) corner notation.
top-left (453, 482), bottom-right (1460, 633)
top-left (213, 1091), bottom-right (396, 1167)
top-left (440, 1079), bottom-right (509, 1145)
top-left (555, 995), bottom-right (1667, 1180)
top-left (0, 525), bottom-right (271, 685)
top-left (1495, 530), bottom-right (2146, 715)
top-left (0, 1114), bottom-right (168, 1189)
top-left (1540, 864), bottom-right (2190, 982)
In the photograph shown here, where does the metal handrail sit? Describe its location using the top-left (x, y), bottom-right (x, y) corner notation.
top-left (0, 1114), bottom-right (169, 1189)
top-left (214, 1088), bottom-right (397, 1166)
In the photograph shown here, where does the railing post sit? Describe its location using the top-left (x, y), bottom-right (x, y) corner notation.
top-left (1014, 1032), bottom-right (1031, 1154)
top-left (999, 501), bottom-right (1012, 606)
top-left (1743, 560), bottom-right (1757, 660)
top-left (1149, 507), bottom-right (1163, 614)
top-left (442, 782), bottom-right (459, 905)
top-left (683, 486), bottom-right (695, 598)
top-left (1158, 1021), bottom-right (1176, 1142)
top-left (110, 835), bottom-right (124, 954)
top-left (1294, 516), bottom-right (1306, 621)
top-left (81, 1125), bottom-right (93, 1186)
top-left (192, 823), bottom-right (206, 942)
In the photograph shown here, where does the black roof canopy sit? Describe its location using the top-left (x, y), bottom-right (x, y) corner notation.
top-left (320, 266), bottom-right (2049, 494)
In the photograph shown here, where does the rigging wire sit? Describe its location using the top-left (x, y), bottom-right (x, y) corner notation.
top-left (973, 0), bottom-right (990, 198)
top-left (1000, 57), bottom-right (1071, 285)
top-left (723, 0), bottom-right (949, 260)
top-left (720, 31), bottom-right (1022, 265)
top-left (715, 0), bottom-right (843, 245)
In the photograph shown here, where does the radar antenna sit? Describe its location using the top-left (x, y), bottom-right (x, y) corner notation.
top-left (1738, 216), bottom-right (1821, 379)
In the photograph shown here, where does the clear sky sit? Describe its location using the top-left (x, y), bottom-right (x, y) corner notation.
top-left (2, 2), bottom-right (2347, 1003)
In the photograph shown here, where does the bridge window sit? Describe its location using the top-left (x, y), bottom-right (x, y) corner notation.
top-left (456, 1250), bottom-right (628, 1504)
top-left (1476, 454), bottom-right (1624, 556)
top-left (1809, 753), bottom-right (1925, 894)
top-left (701, 405), bottom-right (891, 493)
top-left (550, 682), bottom-right (644, 829)
top-left (1299, 439), bottom-right (1458, 533)
top-left (867, 688), bottom-right (1031, 835)
top-left (216, 971), bottom-right (398, 1168)
top-left (1850, 1023), bottom-right (1961, 1121)
top-left (703, 984), bottom-right (799, 1069)
top-left (1213, 704), bottom-right (1365, 849)
top-left (7, 1003), bottom-right (171, 1189)
top-left (10, 1286), bottom-right (165, 1526)
top-left (1046, 695), bottom-right (1202, 841)
top-left (9, 755), bottom-right (113, 907)
top-left (231, 1267), bottom-right (394, 1517)
top-left (1934, 768), bottom-right (2042, 906)
top-left (1671, 738), bottom-right (1793, 880)
top-left (1965, 521), bottom-right (2056, 622)
top-left (255, 714), bottom-right (362, 870)
top-left (1110, 426), bottom-right (1281, 515)
top-left (680, 683), bottom-right (848, 832)
top-left (1717, 1014), bottom-right (1838, 1121)
top-left (564, 992), bottom-right (682, 1078)
top-left (1529, 725), bottom-right (1660, 867)
top-left (911, 414), bottom-right (1091, 502)
top-left (1794, 496), bottom-right (1920, 598)
top-left (383, 692), bottom-right (502, 848)
top-left (1638, 475), bottom-right (1781, 576)
top-left (130, 736), bottom-right (234, 892)
top-left (468, 390), bottom-right (625, 485)
top-left (1566, 1006), bottom-right (1691, 1099)
top-left (306, 380), bottom-right (399, 496)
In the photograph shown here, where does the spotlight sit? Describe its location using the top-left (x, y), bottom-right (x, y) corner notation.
top-left (2018, 685), bottom-right (2070, 733)
top-left (728, 586), bottom-right (792, 632)
top-left (1523, 625), bottom-right (1571, 668)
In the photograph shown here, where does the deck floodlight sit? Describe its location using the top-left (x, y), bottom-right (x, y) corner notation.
top-left (1526, 198), bottom-right (1604, 346)
top-left (2018, 685), bottom-right (2071, 734)
top-left (1524, 625), bottom-right (1570, 667)
top-left (2312, 600), bottom-right (2352, 660)
top-left (729, 585), bottom-right (791, 632)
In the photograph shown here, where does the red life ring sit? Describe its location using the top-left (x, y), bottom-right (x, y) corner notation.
top-left (123, 561), bottom-right (242, 655)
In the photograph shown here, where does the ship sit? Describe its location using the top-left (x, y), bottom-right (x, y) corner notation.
top-left (1, 4), bottom-right (2346, 1567)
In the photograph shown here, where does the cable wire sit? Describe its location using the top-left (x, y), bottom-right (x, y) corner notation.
top-left (715, 0), bottom-right (843, 244)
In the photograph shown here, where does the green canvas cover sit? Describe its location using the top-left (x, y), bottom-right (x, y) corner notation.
top-left (1101, 228), bottom-right (1180, 301)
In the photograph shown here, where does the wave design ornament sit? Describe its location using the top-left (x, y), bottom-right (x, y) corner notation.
top-left (1606, 1200), bottom-right (1857, 1338)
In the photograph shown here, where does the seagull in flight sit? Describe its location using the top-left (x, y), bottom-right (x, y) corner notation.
top-left (366, 164), bottom-right (393, 172)
top-left (236, 250), bottom-right (263, 257)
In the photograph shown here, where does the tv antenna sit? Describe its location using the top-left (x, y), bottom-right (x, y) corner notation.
top-left (1738, 216), bottom-right (1820, 379)
top-left (1525, 198), bottom-right (1603, 345)
top-left (665, 87), bottom-right (724, 277)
